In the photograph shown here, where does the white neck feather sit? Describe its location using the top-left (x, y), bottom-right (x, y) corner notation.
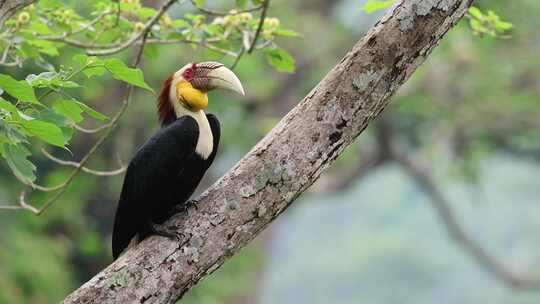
top-left (169, 74), bottom-right (213, 160)
top-left (174, 106), bottom-right (214, 160)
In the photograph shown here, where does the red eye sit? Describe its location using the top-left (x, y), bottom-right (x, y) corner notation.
top-left (182, 63), bottom-right (197, 81)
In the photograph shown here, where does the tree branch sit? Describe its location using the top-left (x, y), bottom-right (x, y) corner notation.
top-left (0, 20), bottom-right (152, 215)
top-left (64, 1), bottom-right (475, 302)
top-left (188, 0), bottom-right (264, 16)
top-left (85, 0), bottom-right (179, 56)
top-left (41, 148), bottom-right (126, 177)
top-left (247, 0), bottom-right (269, 54)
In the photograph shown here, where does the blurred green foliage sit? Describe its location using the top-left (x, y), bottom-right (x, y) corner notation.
top-left (0, 0), bottom-right (296, 192)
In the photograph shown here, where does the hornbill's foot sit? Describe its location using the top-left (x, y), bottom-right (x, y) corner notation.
top-left (169, 199), bottom-right (199, 215)
top-left (186, 199), bottom-right (199, 211)
top-left (148, 222), bottom-right (177, 240)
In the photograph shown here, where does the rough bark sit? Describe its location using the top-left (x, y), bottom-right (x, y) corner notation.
top-left (64, 0), bottom-right (474, 303)
top-left (0, 0), bottom-right (34, 28)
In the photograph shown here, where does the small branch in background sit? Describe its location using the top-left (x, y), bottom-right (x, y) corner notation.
top-left (230, 30), bottom-right (250, 70)
top-left (230, 46), bottom-right (245, 70)
top-left (392, 148), bottom-right (540, 289)
top-left (0, 22), bottom-right (152, 215)
top-left (0, 41), bottom-right (21, 66)
top-left (188, 0), bottom-right (264, 16)
top-left (1, 40), bottom-right (11, 61)
top-left (74, 123), bottom-right (111, 134)
top-left (0, 192), bottom-right (37, 213)
top-left (85, 0), bottom-right (179, 56)
top-left (38, 36), bottom-right (239, 58)
top-left (318, 115), bottom-right (540, 290)
top-left (114, 0), bottom-right (120, 27)
top-left (247, 0), bottom-right (269, 54)
top-left (321, 150), bottom-right (386, 192)
top-left (0, 56), bottom-right (21, 67)
top-left (144, 39), bottom-right (239, 57)
top-left (41, 148), bottom-right (126, 177)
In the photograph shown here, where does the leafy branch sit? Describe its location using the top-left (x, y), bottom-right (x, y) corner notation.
top-left (0, 0), bottom-right (300, 215)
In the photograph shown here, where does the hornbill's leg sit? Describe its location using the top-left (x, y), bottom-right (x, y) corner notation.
top-left (148, 222), bottom-right (177, 239)
top-left (168, 199), bottom-right (199, 216)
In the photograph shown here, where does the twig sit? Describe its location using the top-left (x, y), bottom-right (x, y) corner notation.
top-left (41, 148), bottom-right (126, 176)
top-left (247, 0), bottom-right (269, 54)
top-left (0, 56), bottom-right (21, 67)
top-left (1, 40), bottom-right (11, 62)
top-left (0, 23), bottom-right (152, 215)
top-left (74, 123), bottom-right (112, 134)
top-left (37, 9), bottom-right (112, 43)
top-left (86, 0), bottom-right (179, 56)
top-left (188, 0), bottom-right (264, 16)
top-left (72, 10), bottom-right (112, 36)
top-left (229, 30), bottom-right (250, 70)
top-left (0, 42), bottom-right (21, 67)
top-left (144, 38), bottom-right (238, 57)
top-left (230, 46), bottom-right (244, 70)
top-left (39, 36), bottom-right (238, 58)
top-left (393, 149), bottom-right (540, 289)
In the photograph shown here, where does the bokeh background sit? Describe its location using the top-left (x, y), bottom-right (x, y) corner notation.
top-left (1, 0), bottom-right (540, 303)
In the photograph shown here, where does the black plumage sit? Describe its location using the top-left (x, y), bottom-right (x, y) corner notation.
top-left (112, 114), bottom-right (220, 259)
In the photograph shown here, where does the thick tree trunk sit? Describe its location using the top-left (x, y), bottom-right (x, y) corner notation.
top-left (64, 0), bottom-right (474, 302)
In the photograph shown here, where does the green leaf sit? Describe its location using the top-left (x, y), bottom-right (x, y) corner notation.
top-left (274, 28), bottom-right (301, 37)
top-left (75, 101), bottom-right (108, 121)
top-left (59, 80), bottom-right (80, 88)
top-left (0, 98), bottom-right (18, 114)
top-left (2, 123), bottom-right (28, 145)
top-left (236, 0), bottom-right (248, 9)
top-left (104, 58), bottom-right (154, 93)
top-left (33, 108), bottom-right (70, 127)
top-left (468, 7), bottom-right (483, 20)
top-left (1, 143), bottom-right (36, 184)
top-left (21, 119), bottom-right (66, 147)
top-left (29, 21), bottom-right (53, 35)
top-left (496, 21), bottom-right (513, 30)
top-left (19, 42), bottom-right (40, 59)
top-left (28, 40), bottom-right (60, 56)
top-left (193, 0), bottom-right (205, 7)
top-left (53, 100), bottom-right (84, 123)
top-left (172, 19), bottom-right (190, 28)
top-left (362, 0), bottom-right (394, 14)
top-left (83, 66), bottom-right (106, 79)
top-left (264, 48), bottom-right (296, 73)
top-left (26, 72), bottom-right (58, 88)
top-left (138, 7), bottom-right (157, 20)
top-left (39, 0), bottom-right (62, 9)
top-left (143, 44), bottom-right (159, 60)
top-left (0, 74), bottom-right (40, 105)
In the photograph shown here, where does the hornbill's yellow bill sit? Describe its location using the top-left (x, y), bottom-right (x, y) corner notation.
top-left (112, 62), bottom-right (244, 260)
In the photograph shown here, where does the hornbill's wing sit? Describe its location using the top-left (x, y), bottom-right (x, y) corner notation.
top-left (112, 116), bottom-right (199, 259)
top-left (206, 113), bottom-right (221, 165)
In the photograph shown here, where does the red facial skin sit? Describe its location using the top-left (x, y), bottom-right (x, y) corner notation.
top-left (157, 64), bottom-right (198, 124)
top-left (181, 63), bottom-right (197, 81)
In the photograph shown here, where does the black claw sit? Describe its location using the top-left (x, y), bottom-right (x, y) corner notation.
top-left (169, 199), bottom-right (199, 216)
top-left (186, 199), bottom-right (199, 210)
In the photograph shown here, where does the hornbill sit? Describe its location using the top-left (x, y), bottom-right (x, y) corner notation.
top-left (112, 61), bottom-right (244, 260)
